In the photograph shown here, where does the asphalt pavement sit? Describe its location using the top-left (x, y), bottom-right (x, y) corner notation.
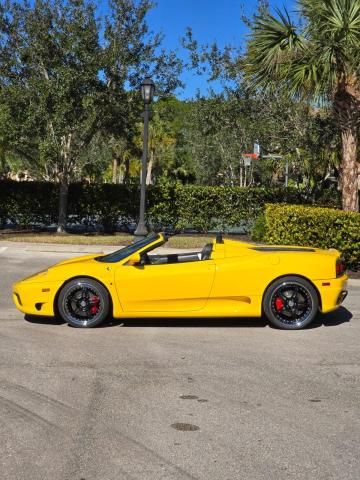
top-left (0, 243), bottom-right (359, 480)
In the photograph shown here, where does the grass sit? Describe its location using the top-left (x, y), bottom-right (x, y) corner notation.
top-left (0, 232), bottom-right (216, 249)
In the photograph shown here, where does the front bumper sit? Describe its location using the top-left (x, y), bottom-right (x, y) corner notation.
top-left (314, 275), bottom-right (348, 314)
top-left (12, 280), bottom-right (60, 316)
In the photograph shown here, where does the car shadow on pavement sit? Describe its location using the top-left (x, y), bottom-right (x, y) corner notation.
top-left (24, 314), bottom-right (66, 325)
top-left (307, 306), bottom-right (352, 329)
top-left (105, 317), bottom-right (269, 328)
top-left (105, 307), bottom-right (352, 329)
top-left (23, 306), bottom-right (352, 329)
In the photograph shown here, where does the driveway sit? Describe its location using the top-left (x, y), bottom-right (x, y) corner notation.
top-left (0, 245), bottom-right (359, 480)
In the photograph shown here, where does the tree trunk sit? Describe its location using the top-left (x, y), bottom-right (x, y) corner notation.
top-left (123, 157), bottom-right (130, 185)
top-left (340, 128), bottom-right (358, 211)
top-left (334, 82), bottom-right (360, 211)
top-left (57, 134), bottom-right (72, 233)
top-left (112, 157), bottom-right (118, 184)
top-left (146, 150), bottom-right (154, 186)
top-left (57, 178), bottom-right (69, 233)
top-left (118, 166), bottom-right (124, 184)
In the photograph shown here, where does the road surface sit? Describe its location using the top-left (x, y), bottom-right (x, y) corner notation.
top-left (0, 244), bottom-right (359, 480)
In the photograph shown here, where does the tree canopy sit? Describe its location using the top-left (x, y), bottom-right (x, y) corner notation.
top-left (0, 0), bottom-right (358, 231)
top-left (0, 0), bottom-right (183, 229)
top-left (245, 0), bottom-right (360, 210)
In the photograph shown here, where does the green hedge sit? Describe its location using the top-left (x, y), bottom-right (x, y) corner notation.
top-left (148, 184), bottom-right (338, 231)
top-left (0, 181), bottom-right (140, 232)
top-left (263, 204), bottom-right (360, 268)
top-left (0, 180), bottom-right (341, 233)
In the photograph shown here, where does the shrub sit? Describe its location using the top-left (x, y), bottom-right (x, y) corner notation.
top-left (264, 204), bottom-right (360, 268)
top-left (67, 183), bottom-right (139, 233)
top-left (251, 213), bottom-right (266, 242)
top-left (0, 180), bottom-right (58, 227)
top-left (167, 185), bottom-right (313, 232)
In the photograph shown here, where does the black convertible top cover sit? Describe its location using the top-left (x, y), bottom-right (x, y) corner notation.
top-left (252, 247), bottom-right (316, 252)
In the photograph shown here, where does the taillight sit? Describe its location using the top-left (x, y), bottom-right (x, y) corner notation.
top-left (336, 258), bottom-right (346, 277)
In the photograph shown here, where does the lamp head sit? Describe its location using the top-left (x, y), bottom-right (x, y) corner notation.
top-left (141, 77), bottom-right (155, 104)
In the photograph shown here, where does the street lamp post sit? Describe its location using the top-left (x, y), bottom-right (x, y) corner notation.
top-left (134, 77), bottom-right (155, 238)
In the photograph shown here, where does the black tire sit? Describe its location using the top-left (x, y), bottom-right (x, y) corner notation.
top-left (263, 276), bottom-right (319, 330)
top-left (57, 277), bottom-right (110, 328)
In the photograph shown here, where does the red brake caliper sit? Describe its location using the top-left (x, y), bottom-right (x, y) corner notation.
top-left (275, 297), bottom-right (284, 312)
top-left (89, 295), bottom-right (100, 315)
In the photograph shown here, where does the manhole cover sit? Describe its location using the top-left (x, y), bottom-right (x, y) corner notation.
top-left (180, 395), bottom-right (198, 400)
top-left (171, 423), bottom-right (200, 432)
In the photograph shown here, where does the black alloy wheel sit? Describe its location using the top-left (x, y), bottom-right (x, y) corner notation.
top-left (57, 278), bottom-right (110, 328)
top-left (263, 276), bottom-right (319, 330)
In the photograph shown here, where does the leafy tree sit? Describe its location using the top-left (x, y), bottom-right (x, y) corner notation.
top-left (124, 96), bottom-right (195, 185)
top-left (0, 0), bottom-right (104, 231)
top-left (249, 91), bottom-right (340, 188)
top-left (183, 93), bottom-right (250, 185)
top-left (146, 97), bottom-right (192, 184)
top-left (173, 84), bottom-right (339, 189)
top-left (0, 0), bottom-right (183, 229)
top-left (102, 0), bottom-right (183, 186)
top-left (245, 0), bottom-right (360, 211)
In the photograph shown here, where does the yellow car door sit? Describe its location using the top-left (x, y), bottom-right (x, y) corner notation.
top-left (114, 260), bottom-right (216, 312)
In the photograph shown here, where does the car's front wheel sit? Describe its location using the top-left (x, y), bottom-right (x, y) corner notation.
top-left (263, 276), bottom-right (319, 330)
top-left (57, 278), bottom-right (110, 328)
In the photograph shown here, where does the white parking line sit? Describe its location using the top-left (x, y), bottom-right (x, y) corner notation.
top-left (0, 247), bottom-right (8, 254)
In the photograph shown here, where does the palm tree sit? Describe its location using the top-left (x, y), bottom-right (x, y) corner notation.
top-left (245, 0), bottom-right (360, 211)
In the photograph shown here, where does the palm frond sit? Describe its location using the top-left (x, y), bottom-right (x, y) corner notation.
top-left (245, 0), bottom-right (360, 99)
top-left (245, 8), bottom-right (306, 90)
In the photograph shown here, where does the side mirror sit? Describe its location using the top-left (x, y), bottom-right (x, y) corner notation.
top-left (126, 252), bottom-right (141, 266)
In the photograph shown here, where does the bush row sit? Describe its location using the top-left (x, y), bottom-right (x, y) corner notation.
top-left (0, 180), bottom-right (341, 233)
top-left (0, 182), bottom-right (141, 232)
top-left (148, 184), bottom-right (313, 231)
top-left (262, 204), bottom-right (360, 268)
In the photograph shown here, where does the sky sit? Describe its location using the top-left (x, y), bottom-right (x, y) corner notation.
top-left (96, 0), bottom-right (292, 98)
top-left (144, 0), bottom-right (289, 98)
top-left (24, 0), bottom-right (293, 98)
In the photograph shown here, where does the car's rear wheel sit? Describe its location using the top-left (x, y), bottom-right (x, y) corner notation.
top-left (57, 278), bottom-right (110, 328)
top-left (263, 276), bottom-right (319, 330)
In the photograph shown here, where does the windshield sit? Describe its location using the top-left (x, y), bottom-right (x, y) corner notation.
top-left (96, 232), bottom-right (161, 263)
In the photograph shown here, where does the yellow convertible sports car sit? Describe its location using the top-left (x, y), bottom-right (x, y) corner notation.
top-left (12, 232), bottom-right (348, 330)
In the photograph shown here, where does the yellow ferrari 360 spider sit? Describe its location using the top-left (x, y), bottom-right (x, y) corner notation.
top-left (12, 232), bottom-right (348, 330)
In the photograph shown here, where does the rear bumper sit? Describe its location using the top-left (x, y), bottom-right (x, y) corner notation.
top-left (314, 275), bottom-right (348, 314)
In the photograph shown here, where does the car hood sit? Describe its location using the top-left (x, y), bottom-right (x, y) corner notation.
top-left (54, 254), bottom-right (103, 267)
top-left (15, 254), bottom-right (106, 285)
